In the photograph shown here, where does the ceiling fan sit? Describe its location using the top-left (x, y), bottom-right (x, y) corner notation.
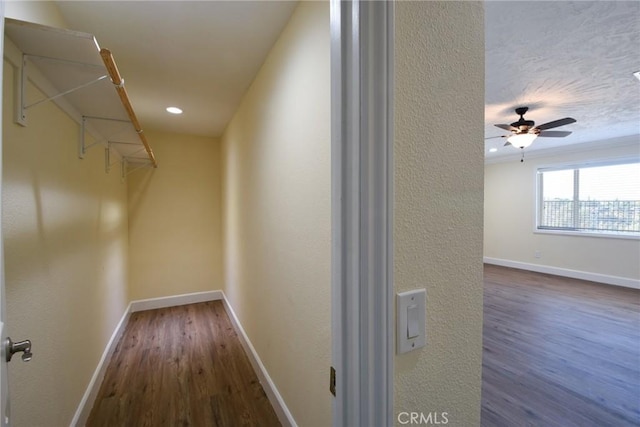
top-left (490, 107), bottom-right (576, 150)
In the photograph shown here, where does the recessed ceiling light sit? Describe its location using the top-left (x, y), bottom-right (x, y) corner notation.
top-left (489, 148), bottom-right (498, 153)
top-left (166, 106), bottom-right (183, 114)
top-left (634, 71), bottom-right (640, 82)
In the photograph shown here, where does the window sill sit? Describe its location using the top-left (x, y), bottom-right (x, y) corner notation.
top-left (534, 228), bottom-right (640, 240)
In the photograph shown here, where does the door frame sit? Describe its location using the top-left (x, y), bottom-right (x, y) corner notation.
top-left (330, 1), bottom-right (394, 425)
top-left (0, 1), bottom-right (9, 425)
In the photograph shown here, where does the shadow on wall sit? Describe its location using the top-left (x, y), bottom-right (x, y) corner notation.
top-left (3, 167), bottom-right (127, 286)
top-left (127, 168), bottom-right (154, 230)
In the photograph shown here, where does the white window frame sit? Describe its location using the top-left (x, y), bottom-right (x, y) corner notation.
top-left (535, 157), bottom-right (640, 240)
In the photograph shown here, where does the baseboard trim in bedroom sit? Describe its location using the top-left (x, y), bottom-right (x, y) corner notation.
top-left (483, 257), bottom-right (640, 290)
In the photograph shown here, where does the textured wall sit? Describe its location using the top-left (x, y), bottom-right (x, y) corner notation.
top-left (220, 2), bottom-right (331, 426)
top-left (394, 2), bottom-right (485, 425)
top-left (127, 131), bottom-right (222, 301)
top-left (2, 60), bottom-right (129, 426)
top-left (484, 137), bottom-right (640, 282)
top-left (5, 0), bottom-right (67, 28)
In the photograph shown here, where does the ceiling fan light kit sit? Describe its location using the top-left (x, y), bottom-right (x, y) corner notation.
top-left (507, 133), bottom-right (537, 149)
top-left (491, 106), bottom-right (577, 161)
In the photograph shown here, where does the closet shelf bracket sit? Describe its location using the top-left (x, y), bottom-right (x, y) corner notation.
top-left (80, 116), bottom-right (135, 159)
top-left (120, 158), bottom-right (128, 181)
top-left (19, 54), bottom-right (108, 125)
top-left (107, 147), bottom-right (152, 178)
top-left (105, 146), bottom-right (112, 174)
top-left (124, 161), bottom-right (153, 177)
top-left (105, 143), bottom-right (150, 177)
top-left (118, 158), bottom-right (152, 180)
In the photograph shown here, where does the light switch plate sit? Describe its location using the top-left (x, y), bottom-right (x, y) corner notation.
top-left (397, 289), bottom-right (426, 354)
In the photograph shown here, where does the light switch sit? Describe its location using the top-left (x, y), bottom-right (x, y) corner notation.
top-left (407, 304), bottom-right (419, 338)
top-left (397, 289), bottom-right (426, 354)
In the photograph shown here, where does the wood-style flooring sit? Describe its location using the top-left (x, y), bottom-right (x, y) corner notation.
top-left (87, 301), bottom-right (280, 427)
top-left (87, 268), bottom-right (639, 426)
top-left (482, 264), bottom-right (640, 427)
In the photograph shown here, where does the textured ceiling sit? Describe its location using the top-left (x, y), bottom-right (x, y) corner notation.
top-left (55, 1), bottom-right (297, 138)
top-left (485, 1), bottom-right (640, 159)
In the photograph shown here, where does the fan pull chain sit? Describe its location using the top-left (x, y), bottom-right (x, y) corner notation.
top-left (521, 150), bottom-right (525, 163)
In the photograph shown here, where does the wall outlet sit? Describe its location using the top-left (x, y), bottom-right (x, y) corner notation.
top-left (534, 250), bottom-right (541, 259)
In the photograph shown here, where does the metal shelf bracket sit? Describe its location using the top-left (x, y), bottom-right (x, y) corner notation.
top-left (106, 141), bottom-right (151, 179)
top-left (119, 157), bottom-right (152, 180)
top-left (124, 161), bottom-right (153, 177)
top-left (120, 157), bottom-right (128, 181)
top-left (19, 54), bottom-right (107, 126)
top-left (79, 116), bottom-right (133, 159)
top-left (104, 143), bottom-right (122, 174)
top-left (79, 116), bottom-right (102, 159)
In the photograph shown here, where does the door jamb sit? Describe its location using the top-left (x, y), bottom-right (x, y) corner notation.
top-left (0, 1), bottom-right (9, 426)
top-left (330, 1), bottom-right (394, 425)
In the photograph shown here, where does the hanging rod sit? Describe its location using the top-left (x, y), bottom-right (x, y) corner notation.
top-left (99, 48), bottom-right (158, 168)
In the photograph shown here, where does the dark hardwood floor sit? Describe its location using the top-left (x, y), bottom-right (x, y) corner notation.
top-left (87, 301), bottom-right (280, 427)
top-left (86, 268), bottom-right (639, 426)
top-left (482, 264), bottom-right (640, 427)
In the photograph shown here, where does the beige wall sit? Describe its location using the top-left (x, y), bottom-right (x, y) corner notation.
top-left (2, 59), bottom-right (129, 425)
top-left (484, 137), bottom-right (640, 282)
top-left (220, 2), bottom-right (331, 426)
top-left (394, 2), bottom-right (485, 425)
top-left (127, 131), bottom-right (222, 301)
top-left (5, 1), bottom-right (67, 28)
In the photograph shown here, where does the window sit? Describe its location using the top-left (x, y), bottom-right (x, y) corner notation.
top-left (537, 160), bottom-right (640, 237)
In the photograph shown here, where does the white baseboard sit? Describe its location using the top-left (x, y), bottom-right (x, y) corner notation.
top-left (129, 290), bottom-right (223, 312)
top-left (70, 303), bottom-right (132, 427)
top-left (221, 293), bottom-right (297, 427)
top-left (70, 290), bottom-right (295, 427)
top-left (484, 257), bottom-right (640, 290)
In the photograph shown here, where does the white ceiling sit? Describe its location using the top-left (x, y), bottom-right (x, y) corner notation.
top-left (55, 1), bottom-right (297, 138)
top-left (485, 1), bottom-right (640, 159)
top-left (52, 1), bottom-right (640, 153)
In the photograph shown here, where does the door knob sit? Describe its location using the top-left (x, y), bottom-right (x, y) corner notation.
top-left (5, 337), bottom-right (32, 362)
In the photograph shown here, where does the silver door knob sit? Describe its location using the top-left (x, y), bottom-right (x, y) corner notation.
top-left (5, 337), bottom-right (32, 362)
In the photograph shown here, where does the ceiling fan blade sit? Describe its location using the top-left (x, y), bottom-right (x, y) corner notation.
top-left (535, 117), bottom-right (576, 130)
top-left (494, 124), bottom-right (517, 131)
top-left (538, 130), bottom-right (572, 138)
top-left (504, 141), bottom-right (512, 146)
top-left (485, 135), bottom-right (506, 140)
